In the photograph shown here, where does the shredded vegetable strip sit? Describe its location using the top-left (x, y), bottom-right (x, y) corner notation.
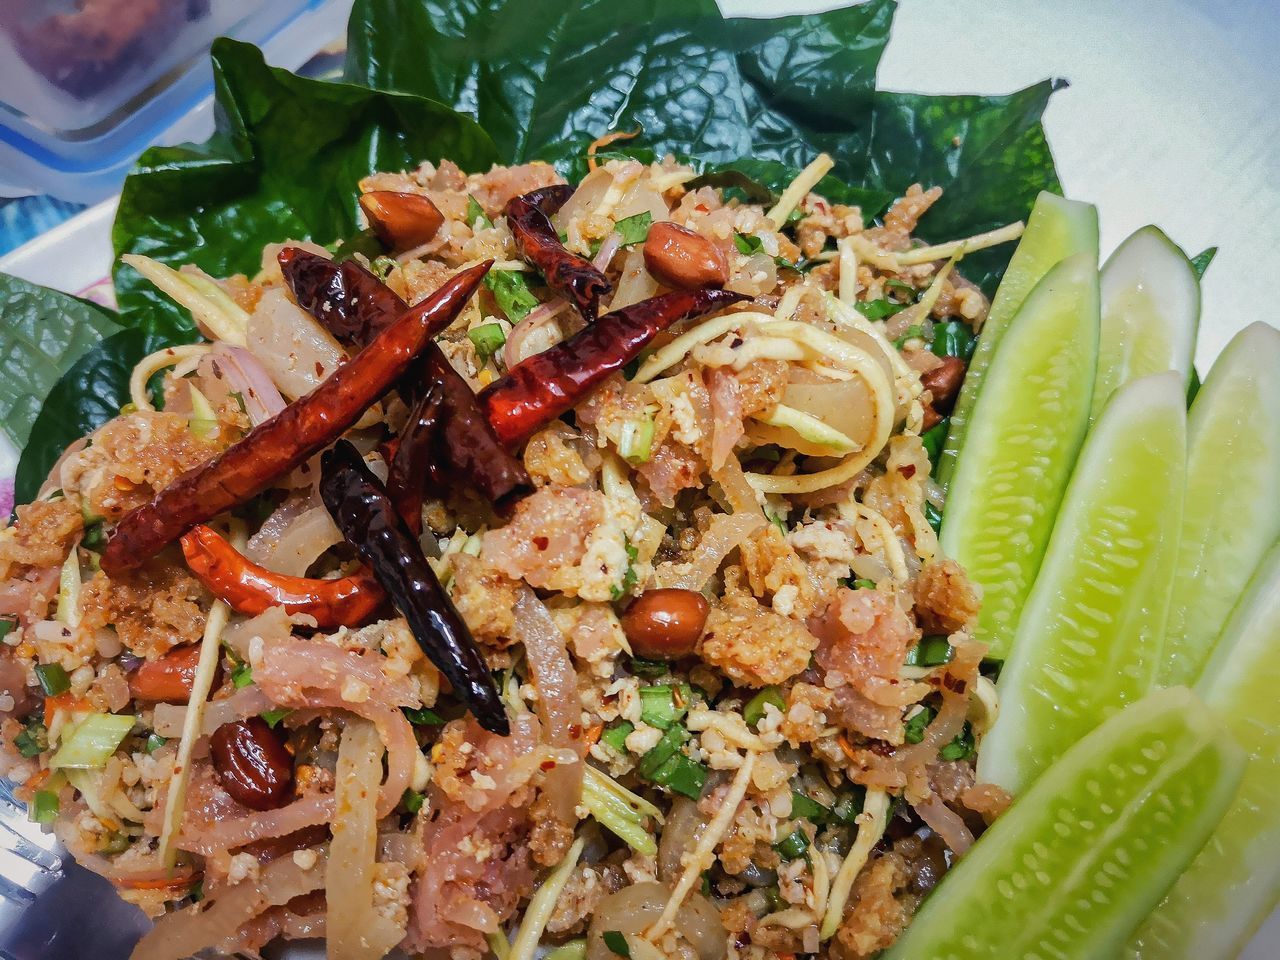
top-left (509, 835), bottom-right (587, 960)
top-left (894, 220), bottom-right (1025, 266)
top-left (587, 128), bottom-right (642, 171)
top-left (753, 404), bottom-right (860, 454)
top-left (648, 751), bottom-right (758, 940)
top-left (128, 344), bottom-right (214, 412)
top-left (122, 254), bottom-right (250, 346)
top-left (766, 153), bottom-right (834, 227)
top-left (821, 788), bottom-right (890, 939)
top-left (837, 236), bottom-right (860, 304)
top-left (632, 311), bottom-right (776, 384)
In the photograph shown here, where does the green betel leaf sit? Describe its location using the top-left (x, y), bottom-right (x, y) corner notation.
top-left (113, 37), bottom-right (499, 336)
top-left (14, 329), bottom-right (178, 506)
top-left (0, 275), bottom-right (121, 450)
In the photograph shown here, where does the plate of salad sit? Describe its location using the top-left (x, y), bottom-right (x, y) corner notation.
top-left (0, 2), bottom-right (1275, 960)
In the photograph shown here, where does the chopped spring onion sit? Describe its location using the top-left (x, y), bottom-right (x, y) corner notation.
top-left (774, 828), bottom-right (810, 860)
top-left (627, 656), bottom-right (670, 680)
top-left (650, 753), bottom-right (708, 800)
top-left (81, 520), bottom-right (107, 552)
top-left (401, 789), bottom-right (425, 814)
top-left (582, 765), bottom-right (660, 856)
top-left (600, 720), bottom-right (634, 754)
top-left (924, 501), bottom-right (943, 534)
top-left (402, 706), bottom-right (445, 726)
top-left (468, 322), bottom-right (507, 363)
top-left (509, 835), bottom-right (587, 960)
top-left (743, 686), bottom-right (785, 729)
top-left (187, 383), bottom-right (219, 440)
top-left (904, 705), bottom-right (934, 744)
top-left (260, 708), bottom-right (291, 729)
top-left (851, 578), bottom-right (877, 590)
top-left (855, 297), bottom-right (910, 321)
top-left (790, 790), bottom-right (829, 822)
top-left (466, 195), bottom-right (493, 229)
top-left (610, 540), bottom-right (640, 602)
top-left (34, 663), bottom-right (71, 697)
top-left (144, 733), bottom-right (167, 754)
top-left (939, 722), bottom-right (976, 762)
top-left (485, 270), bottom-right (540, 323)
top-left (904, 635), bottom-right (954, 668)
top-left (230, 661), bottom-right (253, 688)
top-left (614, 211), bottom-right (653, 247)
top-left (0, 618), bottom-right (13, 642)
top-left (49, 713), bottom-right (136, 769)
top-left (56, 549), bottom-right (81, 627)
top-left (618, 413), bottom-right (656, 464)
top-left (121, 255), bottom-right (250, 346)
top-left (830, 787), bottom-right (866, 825)
top-left (639, 684), bottom-right (692, 730)
top-left (29, 789), bottom-right (59, 824)
top-left (637, 726), bottom-right (688, 779)
top-left (14, 719), bottom-right (47, 757)
top-left (544, 940), bottom-right (587, 960)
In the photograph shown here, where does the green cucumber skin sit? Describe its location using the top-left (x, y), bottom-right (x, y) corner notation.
top-left (937, 192), bottom-right (1098, 488)
top-left (1127, 544), bottom-right (1280, 960)
top-left (1160, 321), bottom-right (1280, 687)
top-left (940, 252), bottom-right (1100, 660)
top-left (885, 688), bottom-right (1244, 960)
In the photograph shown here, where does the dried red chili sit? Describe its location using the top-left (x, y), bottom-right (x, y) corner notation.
top-left (479, 287), bottom-right (747, 446)
top-left (519, 184), bottom-right (575, 216)
top-left (319, 440), bottom-right (508, 735)
top-left (100, 261), bottom-right (492, 574)
top-left (505, 190), bottom-right (612, 322)
top-left (181, 525), bottom-right (387, 629)
top-left (387, 379), bottom-right (444, 535)
top-left (278, 249), bottom-right (404, 344)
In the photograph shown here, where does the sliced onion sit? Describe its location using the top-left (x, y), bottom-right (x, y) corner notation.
top-left (592, 232), bottom-right (623, 272)
top-left (131, 849), bottom-right (327, 960)
top-left (511, 589), bottom-right (583, 830)
top-left (210, 342), bottom-right (286, 424)
top-left (153, 685), bottom-right (273, 739)
top-left (245, 494), bottom-right (342, 577)
top-left (503, 297), bottom-right (570, 368)
top-left (608, 246), bottom-right (659, 311)
top-left (657, 797), bottom-right (709, 881)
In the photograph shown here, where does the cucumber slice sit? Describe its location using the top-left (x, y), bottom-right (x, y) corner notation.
top-left (978, 372), bottom-right (1185, 793)
top-left (936, 192), bottom-right (1098, 486)
top-left (1160, 321), bottom-right (1280, 686)
top-left (885, 687), bottom-right (1244, 960)
top-left (939, 253), bottom-right (1099, 659)
top-left (1090, 226), bottom-right (1200, 421)
top-left (1127, 544), bottom-right (1280, 960)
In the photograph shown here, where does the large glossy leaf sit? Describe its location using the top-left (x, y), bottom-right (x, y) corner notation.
top-left (0, 275), bottom-right (120, 450)
top-left (345, 0), bottom-right (1061, 291)
top-left (13, 329), bottom-right (178, 506)
top-left (113, 38), bottom-right (500, 336)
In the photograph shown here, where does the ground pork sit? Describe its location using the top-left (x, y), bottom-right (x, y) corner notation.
top-left (738, 526), bottom-right (821, 620)
top-left (528, 790), bottom-right (575, 868)
top-left (735, 358), bottom-right (788, 418)
top-left (522, 423), bottom-right (594, 488)
top-left (546, 861), bottom-right (626, 936)
top-left (80, 560), bottom-right (209, 660)
top-left (448, 554), bottom-right (519, 652)
top-left (833, 852), bottom-right (913, 960)
top-left (868, 184), bottom-right (943, 252)
top-left (699, 569), bottom-right (818, 688)
top-left (0, 499), bottom-right (82, 580)
top-left (914, 558), bottom-right (981, 635)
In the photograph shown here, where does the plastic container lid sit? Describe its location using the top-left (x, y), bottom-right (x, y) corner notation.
top-left (0, 0), bottom-right (347, 203)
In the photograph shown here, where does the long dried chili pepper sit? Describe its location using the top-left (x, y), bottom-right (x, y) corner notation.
top-left (181, 525), bottom-right (386, 628)
top-left (479, 287), bottom-right (747, 447)
top-left (278, 249), bottom-right (405, 344)
top-left (505, 191), bottom-right (612, 322)
top-left (100, 261), bottom-right (492, 574)
top-left (319, 440), bottom-right (509, 735)
top-left (520, 184), bottom-right (576, 216)
top-left (387, 378), bottom-right (444, 535)
top-left (280, 247), bottom-right (531, 507)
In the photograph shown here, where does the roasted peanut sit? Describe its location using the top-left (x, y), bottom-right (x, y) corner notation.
top-left (210, 716), bottom-right (295, 811)
top-left (621, 588), bottom-right (710, 659)
top-left (359, 190), bottom-right (445, 253)
top-left (128, 645), bottom-right (208, 704)
top-left (920, 356), bottom-right (966, 414)
top-left (643, 222), bottom-right (730, 290)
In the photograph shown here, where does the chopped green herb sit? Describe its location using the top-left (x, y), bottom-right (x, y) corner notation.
top-left (0, 618), bottom-right (14, 642)
top-left (618, 414), bottom-right (655, 465)
top-left (144, 733), bottom-right (167, 754)
top-left (785, 207), bottom-right (807, 226)
top-left (734, 232), bottom-right (763, 255)
top-left (980, 656), bottom-right (1005, 681)
top-left (228, 390), bottom-right (248, 415)
top-left (637, 725), bottom-right (689, 779)
top-left (921, 420), bottom-right (949, 466)
top-left (370, 255), bottom-right (397, 280)
top-left (1189, 246), bottom-right (1217, 280)
top-left (774, 828), bottom-right (810, 860)
top-left (401, 788), bottom-right (426, 814)
top-left (893, 324), bottom-right (925, 348)
top-left (904, 704), bottom-right (935, 744)
top-left (790, 790), bottom-right (829, 822)
top-left (743, 686), bottom-right (785, 729)
top-left (230, 662), bottom-right (254, 689)
top-left (80, 521), bottom-right (107, 552)
top-left (30, 789), bottom-right (59, 824)
top-left (601, 720), bottom-right (634, 754)
top-left (466, 195), bottom-right (492, 229)
top-left (924, 501), bottom-right (943, 534)
top-left (854, 298), bottom-right (908, 321)
top-left (610, 540), bottom-right (640, 601)
top-left (830, 787), bottom-right (866, 825)
top-left (403, 706), bottom-right (445, 727)
top-left (851, 578), bottom-right (877, 591)
top-left (614, 211), bottom-right (653, 247)
top-left (639, 684), bottom-right (692, 730)
top-left (931, 319), bottom-right (976, 361)
top-left (468, 322), bottom-right (507, 364)
top-left (603, 930), bottom-right (631, 958)
top-left (484, 270), bottom-right (540, 323)
top-left (627, 656), bottom-right (670, 680)
top-left (34, 663), bottom-right (70, 697)
top-left (765, 509), bottom-right (787, 535)
top-left (884, 278), bottom-right (917, 297)
top-left (1186, 367), bottom-right (1201, 406)
top-left (939, 722), bottom-right (976, 761)
top-left (260, 708), bottom-right (291, 729)
top-left (330, 228), bottom-right (382, 262)
top-left (650, 752), bottom-right (708, 800)
top-left (14, 719), bottom-right (47, 758)
top-left (905, 635), bottom-right (954, 668)
top-left (99, 831), bottom-right (130, 855)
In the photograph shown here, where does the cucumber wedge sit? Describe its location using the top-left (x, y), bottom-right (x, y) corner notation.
top-left (978, 372), bottom-right (1185, 793)
top-left (1090, 226), bottom-right (1200, 421)
top-left (937, 192), bottom-right (1098, 486)
top-left (885, 687), bottom-right (1244, 960)
top-left (1160, 321), bottom-right (1280, 686)
top-left (1127, 544), bottom-right (1280, 960)
top-left (939, 253), bottom-right (1099, 659)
